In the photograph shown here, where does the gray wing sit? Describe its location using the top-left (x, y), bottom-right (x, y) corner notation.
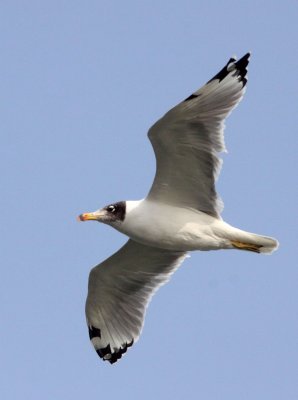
top-left (86, 239), bottom-right (186, 364)
top-left (147, 53), bottom-right (250, 218)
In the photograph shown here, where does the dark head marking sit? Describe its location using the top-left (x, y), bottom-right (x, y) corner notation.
top-left (104, 201), bottom-right (126, 222)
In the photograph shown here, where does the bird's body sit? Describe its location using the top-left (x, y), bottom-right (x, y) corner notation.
top-left (120, 199), bottom-right (226, 251)
top-left (113, 200), bottom-right (275, 253)
top-left (78, 53), bottom-right (279, 364)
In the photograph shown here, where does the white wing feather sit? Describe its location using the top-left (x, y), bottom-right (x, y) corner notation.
top-left (86, 239), bottom-right (186, 364)
top-left (147, 53), bottom-right (250, 217)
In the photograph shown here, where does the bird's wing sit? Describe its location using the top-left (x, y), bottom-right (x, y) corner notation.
top-left (147, 53), bottom-right (250, 218)
top-left (86, 239), bottom-right (187, 364)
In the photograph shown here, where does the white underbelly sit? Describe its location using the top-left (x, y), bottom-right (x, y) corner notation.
top-left (117, 201), bottom-right (230, 251)
top-left (128, 226), bottom-right (221, 251)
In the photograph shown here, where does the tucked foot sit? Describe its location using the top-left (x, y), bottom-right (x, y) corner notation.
top-left (231, 240), bottom-right (263, 253)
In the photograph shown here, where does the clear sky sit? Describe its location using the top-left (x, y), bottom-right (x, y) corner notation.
top-left (1, 1), bottom-right (297, 399)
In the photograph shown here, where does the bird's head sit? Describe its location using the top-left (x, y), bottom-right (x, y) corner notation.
top-left (78, 201), bottom-right (126, 227)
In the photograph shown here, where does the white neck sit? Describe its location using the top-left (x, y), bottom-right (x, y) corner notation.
top-left (125, 200), bottom-right (144, 215)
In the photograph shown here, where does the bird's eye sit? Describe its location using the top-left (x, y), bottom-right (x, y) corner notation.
top-left (107, 205), bottom-right (116, 213)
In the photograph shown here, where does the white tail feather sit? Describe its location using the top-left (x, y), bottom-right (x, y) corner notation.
top-left (252, 234), bottom-right (279, 254)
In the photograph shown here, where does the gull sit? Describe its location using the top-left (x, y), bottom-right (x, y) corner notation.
top-left (78, 53), bottom-right (278, 364)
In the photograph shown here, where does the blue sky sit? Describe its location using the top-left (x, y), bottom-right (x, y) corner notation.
top-left (1, 1), bottom-right (297, 399)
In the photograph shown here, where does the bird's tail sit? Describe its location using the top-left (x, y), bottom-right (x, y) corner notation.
top-left (227, 227), bottom-right (279, 254)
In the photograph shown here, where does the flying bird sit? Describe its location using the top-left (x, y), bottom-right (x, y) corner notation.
top-left (78, 53), bottom-right (278, 364)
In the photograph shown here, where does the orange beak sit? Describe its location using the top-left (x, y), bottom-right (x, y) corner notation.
top-left (77, 212), bottom-right (98, 222)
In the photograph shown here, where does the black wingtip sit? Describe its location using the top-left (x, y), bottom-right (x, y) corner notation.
top-left (184, 52), bottom-right (251, 102)
top-left (88, 326), bottom-right (101, 340)
top-left (95, 339), bottom-right (134, 365)
top-left (234, 52), bottom-right (250, 87)
top-left (184, 93), bottom-right (200, 102)
top-left (207, 52), bottom-right (250, 87)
